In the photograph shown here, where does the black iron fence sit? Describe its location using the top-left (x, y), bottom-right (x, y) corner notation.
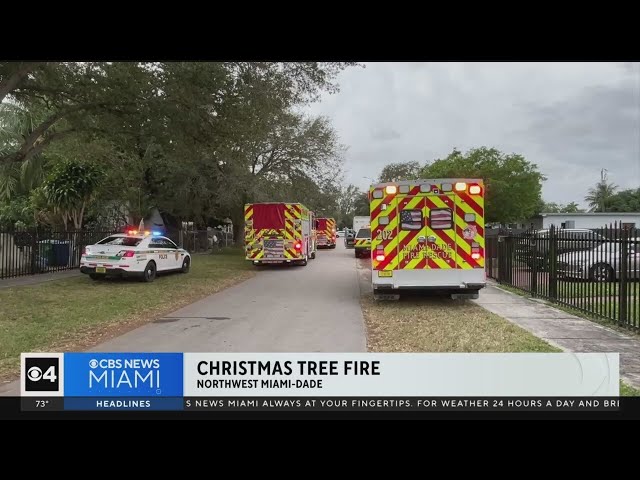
top-left (486, 224), bottom-right (640, 331)
top-left (0, 228), bottom-right (234, 280)
top-left (0, 229), bottom-right (113, 279)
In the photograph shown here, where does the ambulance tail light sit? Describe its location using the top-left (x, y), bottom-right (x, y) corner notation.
top-left (469, 185), bottom-right (482, 195)
top-left (375, 254), bottom-right (385, 262)
top-left (294, 242), bottom-right (302, 250)
top-left (471, 243), bottom-right (481, 260)
top-left (117, 250), bottom-right (136, 258)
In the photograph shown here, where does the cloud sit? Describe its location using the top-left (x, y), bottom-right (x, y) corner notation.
top-left (307, 62), bottom-right (640, 208)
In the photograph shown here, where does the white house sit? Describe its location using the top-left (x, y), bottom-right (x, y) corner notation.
top-left (532, 212), bottom-right (640, 230)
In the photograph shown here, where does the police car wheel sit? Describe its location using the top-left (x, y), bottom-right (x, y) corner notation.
top-left (181, 257), bottom-right (190, 273)
top-left (142, 261), bottom-right (157, 282)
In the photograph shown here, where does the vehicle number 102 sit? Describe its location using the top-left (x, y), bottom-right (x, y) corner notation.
top-left (376, 230), bottom-right (393, 240)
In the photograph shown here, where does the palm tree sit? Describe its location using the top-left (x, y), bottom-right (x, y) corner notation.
top-left (0, 102), bottom-right (47, 201)
top-left (585, 180), bottom-right (618, 212)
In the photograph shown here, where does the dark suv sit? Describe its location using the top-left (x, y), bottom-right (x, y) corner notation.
top-left (515, 228), bottom-right (608, 270)
top-left (344, 229), bottom-right (356, 249)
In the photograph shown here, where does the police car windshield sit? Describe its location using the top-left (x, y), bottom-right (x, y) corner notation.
top-left (98, 236), bottom-right (143, 247)
top-left (356, 228), bottom-right (370, 238)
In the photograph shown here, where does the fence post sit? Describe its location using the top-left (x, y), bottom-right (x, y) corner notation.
top-left (548, 225), bottom-right (557, 300)
top-left (30, 229), bottom-right (38, 275)
top-left (619, 225), bottom-right (629, 326)
top-left (497, 235), bottom-right (505, 283)
top-left (530, 232), bottom-right (538, 297)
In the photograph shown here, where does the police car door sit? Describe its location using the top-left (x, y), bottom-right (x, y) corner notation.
top-left (149, 237), bottom-right (170, 271)
top-left (162, 237), bottom-right (182, 269)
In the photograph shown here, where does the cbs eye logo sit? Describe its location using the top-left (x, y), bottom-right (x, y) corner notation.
top-left (25, 357), bottom-right (59, 392)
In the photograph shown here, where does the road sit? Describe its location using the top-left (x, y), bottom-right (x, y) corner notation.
top-left (0, 241), bottom-right (367, 396)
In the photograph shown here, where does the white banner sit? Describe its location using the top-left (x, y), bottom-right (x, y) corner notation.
top-left (183, 353), bottom-right (619, 397)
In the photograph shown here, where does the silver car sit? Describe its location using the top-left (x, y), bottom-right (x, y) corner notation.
top-left (557, 238), bottom-right (640, 282)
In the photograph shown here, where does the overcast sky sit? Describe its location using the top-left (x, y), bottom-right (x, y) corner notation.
top-left (307, 62), bottom-right (640, 208)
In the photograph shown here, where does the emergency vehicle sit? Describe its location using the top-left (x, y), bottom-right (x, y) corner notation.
top-left (245, 202), bottom-right (316, 266)
top-left (80, 229), bottom-right (191, 282)
top-left (354, 226), bottom-right (372, 258)
top-left (369, 178), bottom-right (486, 300)
top-left (315, 217), bottom-right (337, 248)
top-left (347, 216), bottom-right (369, 249)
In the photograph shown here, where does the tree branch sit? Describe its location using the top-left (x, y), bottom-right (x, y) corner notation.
top-left (0, 62), bottom-right (43, 103)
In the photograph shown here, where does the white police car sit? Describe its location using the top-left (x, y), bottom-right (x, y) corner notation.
top-left (80, 229), bottom-right (191, 282)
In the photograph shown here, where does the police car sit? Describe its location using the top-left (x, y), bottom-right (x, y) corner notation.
top-left (80, 229), bottom-right (191, 282)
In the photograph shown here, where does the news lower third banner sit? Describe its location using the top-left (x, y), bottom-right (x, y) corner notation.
top-left (20, 352), bottom-right (621, 411)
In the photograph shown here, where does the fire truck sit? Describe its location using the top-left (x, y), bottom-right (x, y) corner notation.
top-left (315, 217), bottom-right (337, 249)
top-left (244, 202), bottom-right (316, 266)
top-left (369, 179), bottom-right (486, 300)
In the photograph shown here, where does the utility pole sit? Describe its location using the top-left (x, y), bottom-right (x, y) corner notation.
top-left (600, 169), bottom-right (608, 212)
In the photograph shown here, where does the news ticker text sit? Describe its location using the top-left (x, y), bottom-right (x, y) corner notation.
top-left (20, 396), bottom-right (621, 412)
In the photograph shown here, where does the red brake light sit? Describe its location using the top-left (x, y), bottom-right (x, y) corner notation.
top-left (118, 250), bottom-right (136, 258)
top-left (294, 243), bottom-right (302, 250)
top-left (375, 254), bottom-right (385, 262)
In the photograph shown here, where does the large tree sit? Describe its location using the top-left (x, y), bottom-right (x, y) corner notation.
top-left (1, 62), bottom-right (357, 234)
top-left (421, 147), bottom-right (546, 223)
top-left (604, 187), bottom-right (640, 212)
top-left (378, 161), bottom-right (422, 183)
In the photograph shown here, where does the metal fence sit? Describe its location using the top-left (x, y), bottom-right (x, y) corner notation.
top-left (486, 224), bottom-right (640, 331)
top-left (0, 228), bottom-right (234, 280)
top-left (0, 229), bottom-right (113, 279)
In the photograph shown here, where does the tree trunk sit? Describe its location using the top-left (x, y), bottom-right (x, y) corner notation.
top-left (232, 192), bottom-right (248, 246)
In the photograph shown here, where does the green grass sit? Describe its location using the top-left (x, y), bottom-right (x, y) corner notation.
top-left (556, 281), bottom-right (620, 298)
top-left (360, 295), bottom-right (561, 353)
top-left (620, 381), bottom-right (640, 397)
top-left (496, 283), bottom-right (640, 333)
top-left (0, 249), bottom-right (254, 378)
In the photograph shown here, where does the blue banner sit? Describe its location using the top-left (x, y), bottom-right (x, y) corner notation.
top-left (63, 353), bottom-right (183, 397)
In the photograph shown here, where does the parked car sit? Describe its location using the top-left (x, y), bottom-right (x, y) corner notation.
top-left (344, 229), bottom-right (356, 249)
top-left (557, 238), bottom-right (640, 282)
top-left (515, 228), bottom-right (608, 270)
top-left (80, 230), bottom-right (191, 282)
